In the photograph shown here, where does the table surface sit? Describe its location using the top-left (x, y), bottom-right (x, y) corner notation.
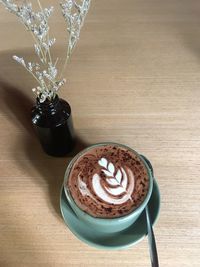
top-left (0, 0), bottom-right (200, 266)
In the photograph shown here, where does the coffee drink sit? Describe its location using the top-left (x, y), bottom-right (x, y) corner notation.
top-left (66, 144), bottom-right (149, 218)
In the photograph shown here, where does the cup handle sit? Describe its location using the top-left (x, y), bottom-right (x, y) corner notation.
top-left (140, 154), bottom-right (154, 177)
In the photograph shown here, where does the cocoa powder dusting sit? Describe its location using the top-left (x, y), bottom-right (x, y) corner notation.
top-left (66, 144), bottom-right (150, 218)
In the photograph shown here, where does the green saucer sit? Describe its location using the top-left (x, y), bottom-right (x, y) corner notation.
top-left (60, 179), bottom-right (160, 250)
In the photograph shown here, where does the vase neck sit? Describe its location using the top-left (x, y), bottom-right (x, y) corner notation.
top-left (36, 95), bottom-right (60, 114)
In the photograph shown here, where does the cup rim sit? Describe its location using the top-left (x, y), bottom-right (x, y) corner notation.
top-left (64, 142), bottom-right (153, 222)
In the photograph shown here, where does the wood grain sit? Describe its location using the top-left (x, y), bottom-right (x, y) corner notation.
top-left (0, 0), bottom-right (200, 266)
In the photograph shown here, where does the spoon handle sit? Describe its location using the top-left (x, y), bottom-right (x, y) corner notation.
top-left (140, 155), bottom-right (159, 267)
top-left (145, 206), bottom-right (159, 267)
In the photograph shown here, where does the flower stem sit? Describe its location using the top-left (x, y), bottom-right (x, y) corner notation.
top-left (59, 34), bottom-right (71, 79)
top-left (37, 0), bottom-right (43, 12)
top-left (24, 66), bottom-right (42, 85)
top-left (59, 4), bottom-right (83, 79)
top-left (54, 57), bottom-right (59, 66)
top-left (47, 31), bottom-right (52, 64)
top-left (30, 30), bottom-right (46, 62)
top-left (37, 0), bottom-right (52, 65)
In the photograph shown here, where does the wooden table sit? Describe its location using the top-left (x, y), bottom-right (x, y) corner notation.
top-left (0, 0), bottom-right (200, 266)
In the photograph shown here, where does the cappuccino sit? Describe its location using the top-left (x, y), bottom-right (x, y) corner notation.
top-left (66, 144), bottom-right (149, 218)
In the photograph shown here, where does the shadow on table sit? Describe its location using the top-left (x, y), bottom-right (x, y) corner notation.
top-left (0, 78), bottom-right (89, 219)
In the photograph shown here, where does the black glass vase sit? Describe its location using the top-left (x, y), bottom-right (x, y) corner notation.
top-left (31, 95), bottom-right (75, 156)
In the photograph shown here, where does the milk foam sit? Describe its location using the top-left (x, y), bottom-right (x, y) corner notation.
top-left (78, 157), bottom-right (135, 205)
top-left (68, 144), bottom-right (149, 218)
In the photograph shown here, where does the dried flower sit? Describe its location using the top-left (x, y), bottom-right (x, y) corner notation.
top-left (0, 0), bottom-right (91, 103)
top-left (13, 55), bottom-right (26, 67)
top-left (60, 0), bottom-right (91, 76)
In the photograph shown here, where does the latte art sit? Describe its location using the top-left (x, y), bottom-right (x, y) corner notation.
top-left (67, 144), bottom-right (149, 218)
top-left (91, 158), bottom-right (134, 205)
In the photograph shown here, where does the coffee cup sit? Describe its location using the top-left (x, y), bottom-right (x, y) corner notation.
top-left (64, 142), bottom-right (153, 233)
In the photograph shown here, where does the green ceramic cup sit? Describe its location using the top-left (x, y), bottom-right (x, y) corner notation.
top-left (64, 142), bottom-right (153, 234)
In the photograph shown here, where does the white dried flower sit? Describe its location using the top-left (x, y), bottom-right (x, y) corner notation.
top-left (58, 78), bottom-right (66, 88)
top-left (35, 64), bottom-right (40, 70)
top-left (28, 62), bottom-right (33, 71)
top-left (34, 44), bottom-right (40, 56)
top-left (48, 64), bottom-right (57, 79)
top-left (0, 0), bottom-right (91, 103)
top-left (48, 38), bottom-right (56, 48)
top-left (60, 0), bottom-right (91, 77)
top-left (13, 55), bottom-right (26, 67)
top-left (40, 93), bottom-right (47, 103)
top-left (43, 6), bottom-right (54, 19)
top-left (0, 0), bottom-right (18, 14)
